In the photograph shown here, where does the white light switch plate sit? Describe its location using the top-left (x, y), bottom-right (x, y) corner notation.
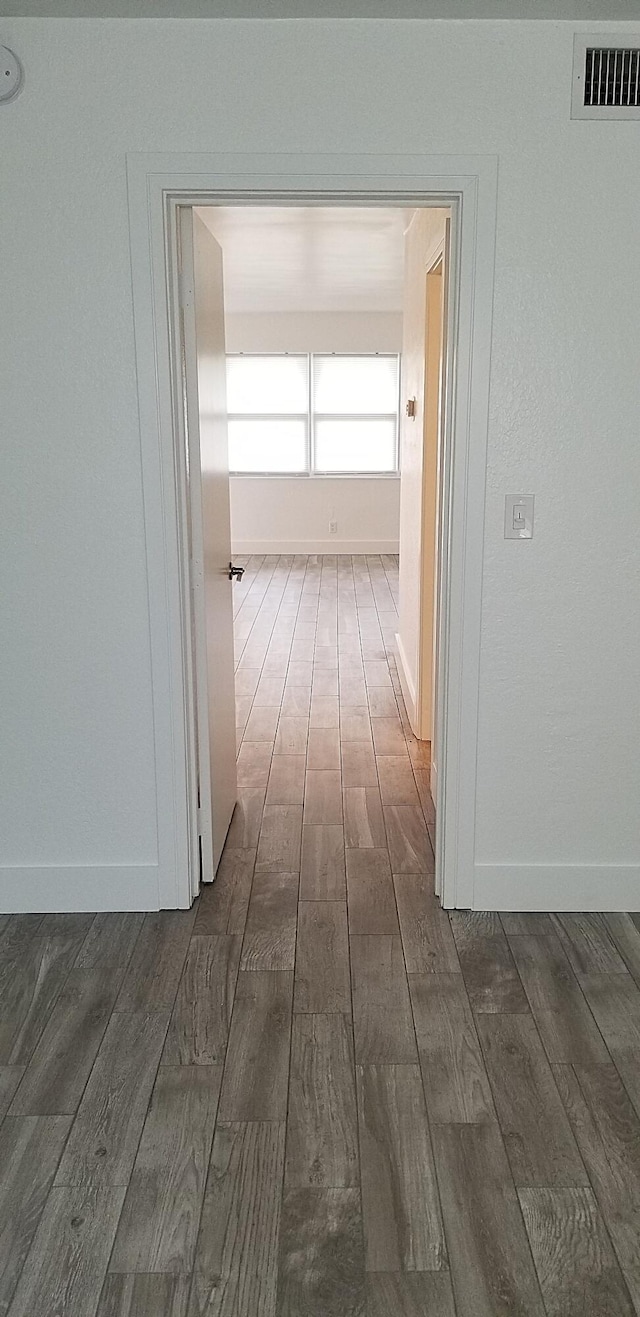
top-left (505, 493), bottom-right (534, 539)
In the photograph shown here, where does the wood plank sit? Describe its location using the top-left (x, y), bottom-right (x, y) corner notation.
top-left (294, 903), bottom-right (351, 1015)
top-left (243, 705), bottom-right (280, 743)
top-left (97, 1274), bottom-right (191, 1317)
top-left (237, 741), bottom-right (272, 789)
top-left (364, 661), bottom-right (392, 687)
top-left (409, 972), bottom-right (495, 1125)
top-left (276, 1188), bottom-right (365, 1317)
top-left (109, 1065), bottom-right (221, 1274)
top-left (519, 1186), bottom-right (635, 1317)
top-left (554, 1061), bottom-right (640, 1311)
top-left (367, 687), bottom-right (399, 717)
top-left (340, 708), bottom-right (372, 742)
top-left (0, 1114), bottom-right (72, 1314)
top-left (579, 973), bottom-right (640, 1118)
top-left (341, 742), bottom-right (378, 789)
top-left (307, 728), bottom-right (340, 771)
top-left (193, 849), bottom-right (255, 936)
top-left (273, 717), bottom-right (308, 756)
top-left (550, 914), bottom-right (629, 977)
top-left (285, 1014), bottom-right (358, 1189)
top-left (350, 936), bottom-right (417, 1064)
top-left (74, 914), bottom-right (145, 970)
top-left (280, 685), bottom-right (311, 718)
top-left (217, 971), bottom-right (293, 1121)
top-left (383, 806), bottom-right (432, 874)
top-left (115, 912), bottom-right (194, 1014)
top-left (499, 913), bottom-right (554, 936)
top-left (312, 669), bottom-right (338, 698)
top-left (476, 1013), bottom-right (587, 1187)
top-left (0, 922), bottom-right (93, 1067)
top-left (393, 875), bottom-right (459, 973)
top-left (8, 968), bottom-right (119, 1116)
top-left (370, 716), bottom-right (407, 756)
top-left (0, 1068), bottom-right (24, 1123)
top-left (240, 873), bottom-right (298, 971)
top-left (309, 695), bottom-right (340, 729)
top-left (603, 913), bottom-right (640, 985)
top-left (163, 936), bottom-right (241, 1065)
top-left (456, 930), bottom-right (529, 1014)
top-left (304, 771), bottom-right (343, 826)
top-left (255, 805), bottom-right (303, 875)
top-left (357, 1064), bottom-right (446, 1271)
top-left (6, 1184), bottom-right (126, 1317)
top-left (432, 1122), bottom-right (546, 1317)
top-left (345, 849), bottom-right (398, 935)
top-left (286, 660), bottom-right (313, 687)
top-left (224, 789), bottom-right (265, 850)
top-left (253, 675), bottom-right (286, 706)
top-left (376, 756), bottom-right (419, 806)
top-left (189, 1121), bottom-right (285, 1317)
top-left (55, 1010), bottom-right (169, 1187)
top-left (366, 1273), bottom-right (456, 1317)
top-left (300, 826), bottom-right (346, 901)
top-left (343, 787), bottom-right (386, 849)
top-left (507, 935), bottom-right (610, 1065)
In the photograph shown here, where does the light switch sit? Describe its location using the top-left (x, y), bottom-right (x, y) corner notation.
top-left (504, 493), bottom-right (534, 539)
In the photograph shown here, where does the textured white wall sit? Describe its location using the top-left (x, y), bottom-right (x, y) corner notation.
top-left (1, 18), bottom-right (639, 906)
top-left (226, 310), bottom-right (402, 552)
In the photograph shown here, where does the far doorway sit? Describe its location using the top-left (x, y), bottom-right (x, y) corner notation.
top-left (177, 201), bottom-right (451, 901)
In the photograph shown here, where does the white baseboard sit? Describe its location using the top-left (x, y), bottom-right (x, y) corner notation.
top-left (395, 632), bottom-right (419, 735)
top-left (473, 863), bottom-right (640, 912)
top-left (0, 864), bottom-right (162, 913)
top-left (232, 539), bottom-right (399, 555)
top-left (430, 758), bottom-right (438, 807)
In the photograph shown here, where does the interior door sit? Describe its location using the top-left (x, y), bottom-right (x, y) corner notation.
top-left (180, 208), bottom-right (237, 882)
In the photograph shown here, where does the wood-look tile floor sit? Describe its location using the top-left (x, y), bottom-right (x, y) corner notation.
top-left (2, 554), bottom-right (640, 1316)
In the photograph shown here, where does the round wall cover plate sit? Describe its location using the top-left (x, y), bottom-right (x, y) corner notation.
top-left (0, 47), bottom-right (23, 102)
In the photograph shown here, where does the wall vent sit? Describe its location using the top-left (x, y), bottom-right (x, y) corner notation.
top-left (572, 34), bottom-right (640, 119)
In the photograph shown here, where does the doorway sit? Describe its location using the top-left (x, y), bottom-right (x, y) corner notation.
top-left (126, 151), bottom-right (497, 910)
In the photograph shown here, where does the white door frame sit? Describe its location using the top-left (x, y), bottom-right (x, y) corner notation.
top-left (126, 151), bottom-right (498, 910)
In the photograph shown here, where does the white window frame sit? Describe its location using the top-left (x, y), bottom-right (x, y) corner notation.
top-left (228, 351), bottom-right (400, 477)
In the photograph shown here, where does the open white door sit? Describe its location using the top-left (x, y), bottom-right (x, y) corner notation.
top-left (180, 208), bottom-right (237, 885)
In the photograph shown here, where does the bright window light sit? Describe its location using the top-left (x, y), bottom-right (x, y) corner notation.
top-left (226, 355), bottom-right (308, 414)
top-left (228, 419), bottom-right (308, 473)
top-left (314, 419), bottom-right (398, 473)
top-left (226, 353), bottom-right (399, 476)
top-left (313, 355), bottom-right (399, 415)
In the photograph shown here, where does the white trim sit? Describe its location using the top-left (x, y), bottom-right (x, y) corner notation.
top-left (395, 630), bottom-right (418, 735)
top-left (126, 150), bottom-right (498, 910)
top-left (0, 866), bottom-right (162, 914)
top-left (233, 538), bottom-right (399, 554)
top-left (475, 864), bottom-right (640, 913)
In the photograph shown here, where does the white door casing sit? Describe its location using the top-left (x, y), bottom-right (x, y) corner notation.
top-left (126, 153), bottom-right (498, 910)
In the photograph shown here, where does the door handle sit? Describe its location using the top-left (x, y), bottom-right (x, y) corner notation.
top-left (229, 563), bottom-right (245, 581)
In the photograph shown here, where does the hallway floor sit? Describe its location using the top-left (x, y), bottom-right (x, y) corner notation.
top-left (1, 554), bottom-right (640, 1315)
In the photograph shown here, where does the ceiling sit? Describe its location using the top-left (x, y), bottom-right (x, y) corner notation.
top-left (3, 0), bottom-right (638, 14)
top-left (196, 206), bottom-right (410, 315)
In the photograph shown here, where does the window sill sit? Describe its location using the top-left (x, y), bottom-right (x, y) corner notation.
top-left (229, 471), bottom-right (401, 480)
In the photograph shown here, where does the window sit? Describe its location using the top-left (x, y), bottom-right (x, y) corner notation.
top-left (226, 353), bottom-right (399, 475)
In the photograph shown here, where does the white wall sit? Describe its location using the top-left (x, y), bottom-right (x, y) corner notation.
top-left (230, 476), bottom-right (401, 554)
top-left (1, 18), bottom-right (639, 910)
top-left (226, 311), bottom-right (402, 552)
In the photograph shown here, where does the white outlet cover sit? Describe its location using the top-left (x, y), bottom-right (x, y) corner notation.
top-left (0, 47), bottom-right (23, 103)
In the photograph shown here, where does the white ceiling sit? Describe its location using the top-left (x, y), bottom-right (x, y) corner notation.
top-left (196, 205), bottom-right (410, 315)
top-left (3, 0), bottom-right (638, 15)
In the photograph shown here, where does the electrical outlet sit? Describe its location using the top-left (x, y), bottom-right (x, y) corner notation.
top-left (329, 520), bottom-right (338, 535)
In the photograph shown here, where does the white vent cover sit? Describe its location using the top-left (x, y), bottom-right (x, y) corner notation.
top-left (572, 34), bottom-right (640, 119)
